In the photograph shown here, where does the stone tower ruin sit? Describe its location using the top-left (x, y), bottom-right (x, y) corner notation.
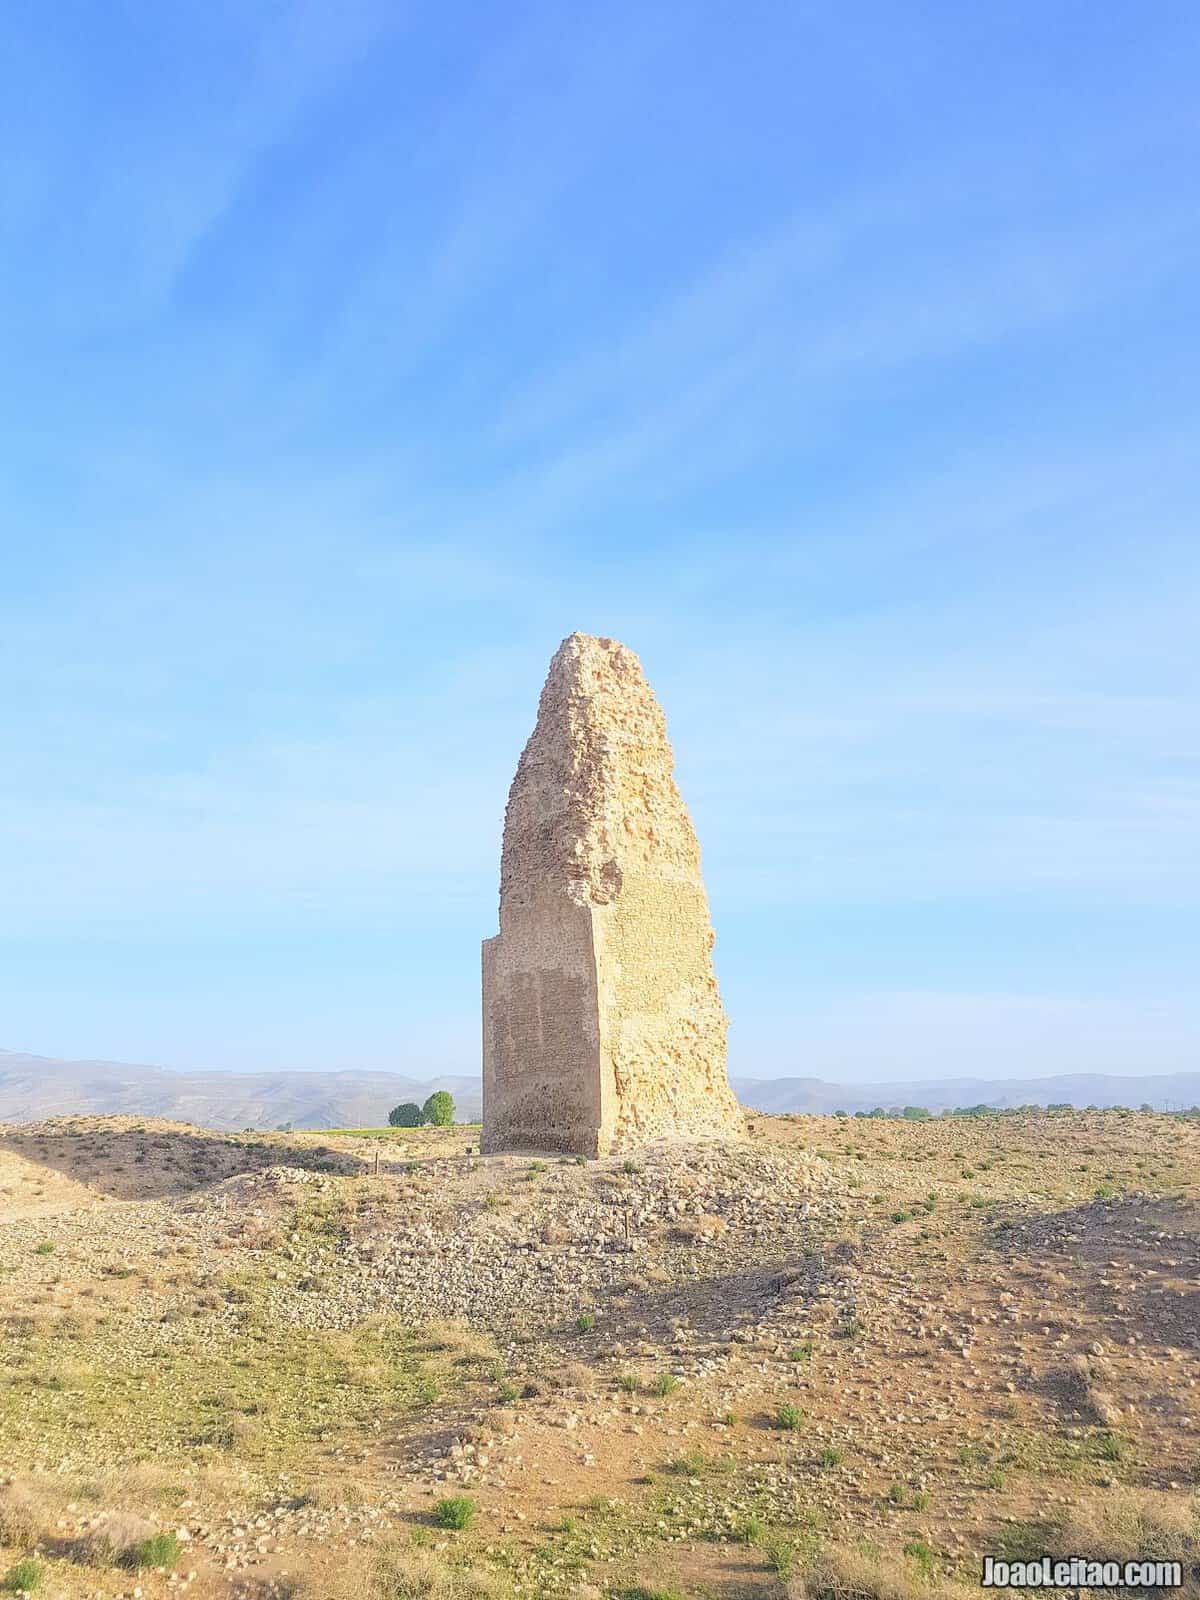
top-left (481, 632), bottom-right (745, 1155)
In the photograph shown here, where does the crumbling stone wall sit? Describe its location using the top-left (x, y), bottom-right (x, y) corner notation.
top-left (481, 633), bottom-right (745, 1155)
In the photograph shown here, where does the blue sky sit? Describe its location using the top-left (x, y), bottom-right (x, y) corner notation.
top-left (2, 2), bottom-right (1197, 1084)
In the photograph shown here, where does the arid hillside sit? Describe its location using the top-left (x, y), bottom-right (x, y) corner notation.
top-left (1, 1109), bottom-right (1197, 1599)
top-left (0, 1052), bottom-right (482, 1130)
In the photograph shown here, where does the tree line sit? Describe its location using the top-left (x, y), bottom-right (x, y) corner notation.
top-left (388, 1091), bottom-right (455, 1127)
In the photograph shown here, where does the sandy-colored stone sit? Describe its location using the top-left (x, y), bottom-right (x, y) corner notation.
top-left (481, 632), bottom-right (745, 1155)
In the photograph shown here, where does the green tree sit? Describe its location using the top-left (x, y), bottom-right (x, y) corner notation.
top-left (388, 1102), bottom-right (424, 1127)
top-left (422, 1090), bottom-right (455, 1127)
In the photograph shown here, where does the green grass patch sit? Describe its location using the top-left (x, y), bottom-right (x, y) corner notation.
top-left (123, 1531), bottom-right (180, 1571)
top-left (434, 1496), bottom-right (475, 1530)
top-left (1, 1560), bottom-right (44, 1594)
top-left (0, 1269), bottom-right (433, 1482)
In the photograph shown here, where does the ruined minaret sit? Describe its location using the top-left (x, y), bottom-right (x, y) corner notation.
top-left (481, 633), bottom-right (745, 1155)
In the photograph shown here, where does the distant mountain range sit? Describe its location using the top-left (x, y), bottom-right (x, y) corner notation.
top-left (733, 1071), bottom-right (1200, 1115)
top-left (2, 1050), bottom-right (1197, 1129)
top-left (0, 1050), bottom-right (481, 1130)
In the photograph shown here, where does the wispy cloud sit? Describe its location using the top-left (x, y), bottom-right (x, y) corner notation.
top-left (1, 1), bottom-right (401, 332)
top-left (2, 3), bottom-right (1197, 1078)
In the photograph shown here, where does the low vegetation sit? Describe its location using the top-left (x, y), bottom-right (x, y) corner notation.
top-left (0, 1106), bottom-right (1196, 1598)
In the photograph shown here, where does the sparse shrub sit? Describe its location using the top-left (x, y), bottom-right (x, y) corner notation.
top-left (903, 1538), bottom-right (936, 1577)
top-left (0, 1482), bottom-right (43, 1548)
top-left (912, 1489), bottom-right (931, 1510)
top-left (993, 1489), bottom-right (1197, 1574)
top-left (767, 1539), bottom-right (797, 1579)
top-left (1097, 1430), bottom-right (1125, 1462)
top-left (891, 1210), bottom-right (914, 1224)
top-left (622, 1159), bottom-right (640, 1175)
top-left (618, 1372), bottom-right (640, 1393)
top-left (80, 1511), bottom-right (159, 1566)
top-left (1, 1559), bottom-right (43, 1594)
top-left (668, 1213), bottom-right (727, 1243)
top-left (198, 1411), bottom-right (260, 1451)
top-left (33, 1243), bottom-right (54, 1255)
top-left (496, 1381), bottom-right (520, 1404)
top-left (736, 1516), bottom-right (766, 1546)
top-left (433, 1496), bottom-right (475, 1531)
top-left (575, 1313), bottom-right (595, 1333)
top-left (651, 1373), bottom-right (678, 1398)
top-left (886, 1481), bottom-right (908, 1506)
top-left (1059, 1353), bottom-right (1121, 1426)
top-left (789, 1342), bottom-right (813, 1362)
top-left (554, 1360), bottom-right (596, 1392)
top-left (421, 1319), bottom-right (499, 1366)
top-left (775, 1403), bottom-right (803, 1430)
top-left (818, 1446), bottom-right (845, 1468)
top-left (320, 1541), bottom-right (513, 1599)
top-left (123, 1531), bottom-right (180, 1571)
top-left (801, 1545), bottom-right (978, 1600)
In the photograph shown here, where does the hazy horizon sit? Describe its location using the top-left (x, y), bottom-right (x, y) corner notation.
top-left (3, 6), bottom-right (1197, 1085)
top-left (5, 1042), bottom-right (1197, 1092)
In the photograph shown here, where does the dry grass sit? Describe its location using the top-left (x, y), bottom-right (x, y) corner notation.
top-left (316, 1542), bottom-right (513, 1599)
top-left (796, 1545), bottom-right (979, 1600)
top-left (76, 1509), bottom-right (160, 1566)
top-left (420, 1319), bottom-right (501, 1366)
top-left (0, 1480), bottom-right (47, 1551)
top-left (1056, 1489), bottom-right (1198, 1567)
top-left (4, 1108), bottom-right (1198, 1600)
top-left (551, 1360), bottom-right (598, 1392)
top-left (667, 1213), bottom-right (727, 1243)
top-left (1059, 1352), bottom-right (1122, 1426)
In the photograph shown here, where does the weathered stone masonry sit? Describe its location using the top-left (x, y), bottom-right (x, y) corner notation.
top-left (481, 633), bottom-right (745, 1155)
